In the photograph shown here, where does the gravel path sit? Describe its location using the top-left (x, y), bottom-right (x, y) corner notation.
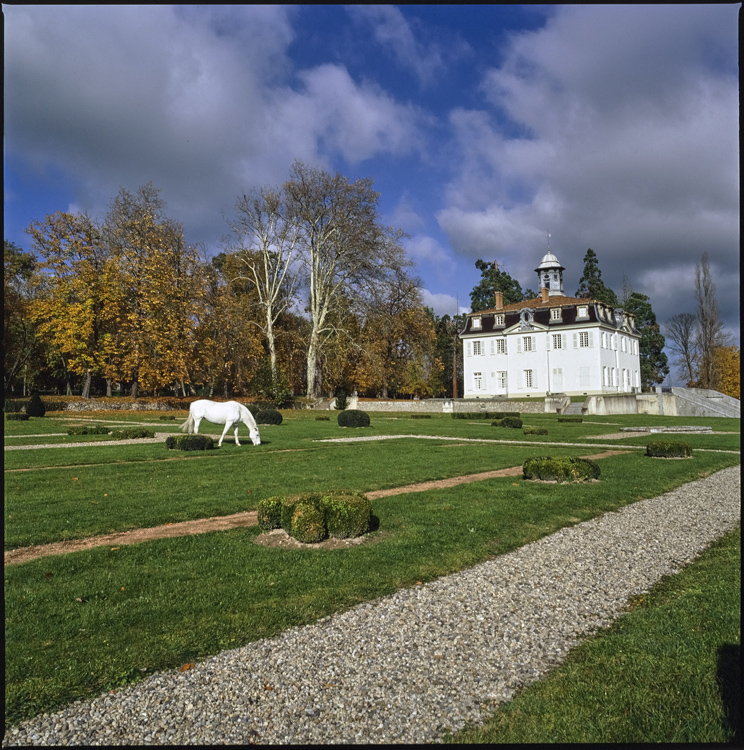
top-left (3, 465), bottom-right (739, 746)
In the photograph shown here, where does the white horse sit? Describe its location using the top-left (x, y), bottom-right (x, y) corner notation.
top-left (180, 400), bottom-right (261, 447)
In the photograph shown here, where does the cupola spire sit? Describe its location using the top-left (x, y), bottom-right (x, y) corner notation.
top-left (535, 237), bottom-right (565, 297)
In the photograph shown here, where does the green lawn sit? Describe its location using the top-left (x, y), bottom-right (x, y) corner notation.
top-left (4, 409), bottom-right (740, 733)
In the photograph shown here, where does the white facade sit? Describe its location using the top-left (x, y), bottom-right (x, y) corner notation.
top-left (461, 251), bottom-right (641, 398)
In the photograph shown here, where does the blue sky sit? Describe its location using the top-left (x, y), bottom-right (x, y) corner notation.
top-left (4, 5), bottom-right (740, 375)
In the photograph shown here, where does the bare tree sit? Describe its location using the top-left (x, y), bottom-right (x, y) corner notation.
top-left (664, 312), bottom-right (698, 386)
top-left (284, 161), bottom-right (411, 399)
top-left (225, 187), bottom-right (301, 381)
top-left (694, 252), bottom-right (730, 389)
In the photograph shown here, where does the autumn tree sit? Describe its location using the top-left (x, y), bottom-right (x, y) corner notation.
top-left (469, 260), bottom-right (526, 312)
top-left (624, 292), bottom-right (669, 387)
top-left (283, 161), bottom-right (412, 399)
top-left (575, 248), bottom-right (618, 307)
top-left (3, 240), bottom-right (46, 395)
top-left (433, 311), bottom-right (466, 398)
top-left (104, 183), bottom-right (203, 396)
top-left (25, 212), bottom-right (120, 399)
top-left (664, 312), bottom-right (699, 386)
top-left (694, 252), bottom-right (730, 389)
top-left (711, 346), bottom-right (740, 399)
top-left (225, 187), bottom-right (301, 383)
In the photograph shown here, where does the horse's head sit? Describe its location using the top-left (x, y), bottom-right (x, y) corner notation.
top-left (249, 426), bottom-right (261, 446)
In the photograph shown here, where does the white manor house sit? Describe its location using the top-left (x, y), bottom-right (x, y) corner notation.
top-left (461, 249), bottom-right (642, 398)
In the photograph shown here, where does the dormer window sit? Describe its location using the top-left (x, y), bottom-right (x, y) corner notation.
top-left (550, 308), bottom-right (562, 321)
top-left (494, 314), bottom-right (504, 327)
top-left (577, 305), bottom-right (588, 319)
top-left (472, 316), bottom-right (482, 330)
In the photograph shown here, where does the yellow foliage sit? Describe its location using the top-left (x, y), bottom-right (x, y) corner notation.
top-left (712, 346), bottom-right (740, 399)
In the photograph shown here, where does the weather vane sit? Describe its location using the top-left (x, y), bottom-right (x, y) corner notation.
top-left (547, 230), bottom-right (551, 249)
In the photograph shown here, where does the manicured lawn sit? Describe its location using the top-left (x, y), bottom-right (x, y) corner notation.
top-left (447, 528), bottom-right (741, 744)
top-left (4, 410), bottom-right (740, 732)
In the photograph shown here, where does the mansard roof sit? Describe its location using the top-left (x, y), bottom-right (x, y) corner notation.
top-left (471, 294), bottom-right (594, 315)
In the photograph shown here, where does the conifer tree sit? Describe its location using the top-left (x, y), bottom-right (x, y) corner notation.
top-left (575, 249), bottom-right (618, 307)
top-left (625, 292), bottom-right (669, 387)
top-left (469, 260), bottom-right (525, 312)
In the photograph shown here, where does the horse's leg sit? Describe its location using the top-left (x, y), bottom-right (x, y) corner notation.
top-left (233, 422), bottom-right (241, 446)
top-left (218, 421), bottom-right (232, 447)
top-left (193, 416), bottom-right (201, 435)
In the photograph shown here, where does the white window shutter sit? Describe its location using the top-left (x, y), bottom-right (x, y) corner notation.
top-left (573, 333), bottom-right (578, 349)
top-left (588, 332), bottom-right (594, 348)
top-left (467, 341), bottom-right (471, 357)
top-left (546, 335), bottom-right (551, 351)
top-left (517, 337), bottom-right (522, 353)
top-left (562, 334), bottom-right (567, 349)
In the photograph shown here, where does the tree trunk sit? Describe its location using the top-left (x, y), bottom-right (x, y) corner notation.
top-left (81, 369), bottom-right (93, 399)
top-left (106, 379), bottom-right (113, 397)
top-left (130, 380), bottom-right (139, 399)
top-left (305, 330), bottom-right (320, 399)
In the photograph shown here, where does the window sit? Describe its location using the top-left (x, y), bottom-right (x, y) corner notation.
top-left (603, 366), bottom-right (608, 386)
top-left (579, 331), bottom-right (590, 347)
top-left (473, 372), bottom-right (482, 390)
top-left (577, 306), bottom-right (588, 318)
top-left (621, 337), bottom-right (626, 352)
top-left (552, 334), bottom-right (563, 349)
top-left (550, 308), bottom-right (561, 321)
top-left (472, 316), bottom-right (481, 330)
top-left (473, 341), bottom-right (482, 356)
top-left (601, 332), bottom-right (607, 348)
top-left (497, 371), bottom-right (507, 389)
top-left (496, 338), bottom-right (506, 354)
top-left (495, 314), bottom-right (504, 326)
top-left (523, 336), bottom-right (533, 352)
top-left (524, 369), bottom-right (534, 388)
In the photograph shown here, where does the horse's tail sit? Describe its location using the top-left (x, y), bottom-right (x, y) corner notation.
top-left (180, 415), bottom-right (194, 434)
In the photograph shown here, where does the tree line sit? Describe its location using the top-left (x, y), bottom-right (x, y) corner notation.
top-left (4, 163), bottom-right (462, 403)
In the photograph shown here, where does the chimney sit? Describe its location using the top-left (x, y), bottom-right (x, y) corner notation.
top-left (541, 287), bottom-right (549, 303)
top-left (494, 291), bottom-right (503, 310)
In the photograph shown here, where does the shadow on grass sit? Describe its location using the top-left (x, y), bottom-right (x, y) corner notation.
top-left (718, 643), bottom-right (741, 744)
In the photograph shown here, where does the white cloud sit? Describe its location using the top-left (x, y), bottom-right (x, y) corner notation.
top-left (421, 290), bottom-right (468, 317)
top-left (438, 5), bottom-right (738, 337)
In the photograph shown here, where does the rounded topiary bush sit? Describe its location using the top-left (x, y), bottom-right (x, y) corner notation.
top-left (165, 434), bottom-right (215, 451)
top-left (280, 493), bottom-right (321, 534)
top-left (257, 496), bottom-right (283, 531)
top-left (256, 408), bottom-right (283, 425)
top-left (501, 416), bottom-right (523, 429)
top-left (26, 392), bottom-right (46, 418)
top-left (320, 492), bottom-right (371, 539)
top-left (338, 409), bottom-right (370, 428)
top-left (111, 428), bottom-right (155, 439)
top-left (523, 456), bottom-right (600, 483)
top-left (646, 440), bottom-right (693, 458)
top-left (524, 427), bottom-right (548, 435)
top-left (315, 415), bottom-right (330, 421)
top-left (5, 413), bottom-right (29, 421)
top-left (290, 500), bottom-right (328, 543)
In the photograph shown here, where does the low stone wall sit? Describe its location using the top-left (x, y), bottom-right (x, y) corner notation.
top-left (65, 400), bottom-right (173, 412)
top-left (347, 398), bottom-right (545, 414)
top-left (584, 394), bottom-right (640, 416)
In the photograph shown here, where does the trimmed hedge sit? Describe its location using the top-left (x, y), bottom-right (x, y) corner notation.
top-left (522, 455), bottom-right (601, 482)
top-left (524, 427), bottom-right (548, 435)
top-left (500, 416), bottom-right (523, 429)
top-left (646, 440), bottom-right (693, 458)
top-left (558, 417), bottom-right (583, 423)
top-left (5, 413), bottom-right (29, 421)
top-left (67, 426), bottom-right (111, 435)
top-left (165, 434), bottom-right (215, 451)
top-left (258, 490), bottom-right (372, 543)
top-left (454, 411), bottom-right (520, 420)
top-left (110, 428), bottom-right (155, 439)
top-left (159, 415), bottom-right (177, 420)
top-left (338, 409), bottom-right (370, 428)
top-left (315, 416), bottom-right (331, 421)
top-left (256, 409), bottom-right (283, 425)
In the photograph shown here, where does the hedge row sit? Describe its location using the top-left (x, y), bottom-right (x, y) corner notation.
top-left (453, 411), bottom-right (520, 420)
top-left (523, 427), bottom-right (548, 435)
top-left (646, 440), bottom-right (693, 458)
top-left (558, 417), bottom-right (583, 423)
top-left (110, 428), bottom-right (155, 440)
top-left (491, 416), bottom-right (523, 428)
top-left (67, 426), bottom-right (111, 435)
top-left (257, 491), bottom-right (372, 543)
top-left (522, 456), bottom-right (600, 482)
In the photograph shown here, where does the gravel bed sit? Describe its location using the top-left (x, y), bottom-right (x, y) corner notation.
top-left (3, 465), bottom-right (740, 746)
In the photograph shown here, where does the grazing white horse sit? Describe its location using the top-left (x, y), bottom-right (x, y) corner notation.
top-left (181, 400), bottom-right (261, 447)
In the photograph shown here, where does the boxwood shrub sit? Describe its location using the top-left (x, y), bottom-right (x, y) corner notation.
top-left (315, 415), bottom-right (330, 421)
top-left (558, 417), bottom-right (583, 423)
top-left (110, 428), bottom-right (155, 439)
top-left (320, 492), bottom-right (371, 539)
top-left (3, 399), bottom-right (25, 413)
top-left (67, 426), bottom-right (111, 435)
top-left (524, 427), bottom-right (548, 435)
top-left (646, 440), bottom-right (693, 458)
top-left (25, 392), bottom-right (46, 418)
top-left (454, 411), bottom-right (520, 420)
top-left (522, 455), bottom-right (600, 482)
top-left (5, 413), bottom-right (29, 421)
top-left (257, 496), bottom-right (283, 531)
top-left (256, 409), bottom-right (283, 425)
top-left (165, 434), bottom-right (215, 451)
top-left (338, 409), bottom-right (370, 428)
top-left (290, 500), bottom-right (328, 543)
top-left (500, 416), bottom-right (523, 429)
